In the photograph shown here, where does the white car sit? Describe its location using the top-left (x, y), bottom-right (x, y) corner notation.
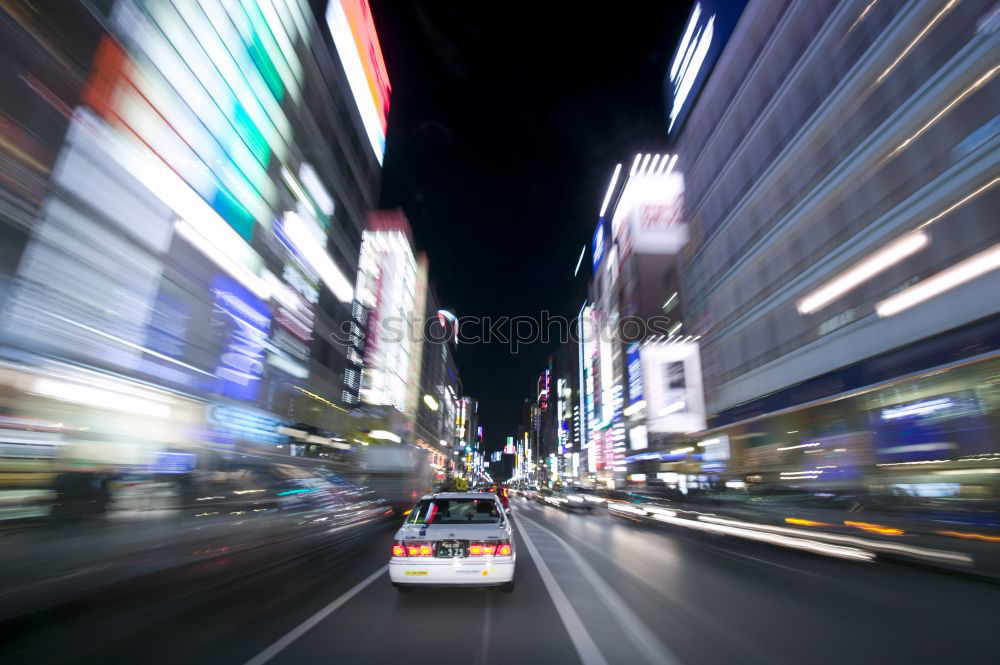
top-left (389, 492), bottom-right (515, 592)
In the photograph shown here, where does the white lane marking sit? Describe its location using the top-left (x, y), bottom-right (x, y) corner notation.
top-left (243, 565), bottom-right (387, 665)
top-left (514, 519), bottom-right (609, 665)
top-left (519, 514), bottom-right (684, 665)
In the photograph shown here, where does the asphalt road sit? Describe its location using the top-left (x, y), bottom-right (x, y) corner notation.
top-left (6, 496), bottom-right (1000, 665)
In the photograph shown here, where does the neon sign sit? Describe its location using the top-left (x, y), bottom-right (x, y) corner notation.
top-left (211, 275), bottom-right (271, 401)
top-left (326, 0), bottom-right (392, 164)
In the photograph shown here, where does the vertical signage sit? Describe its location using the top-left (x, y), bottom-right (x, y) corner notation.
top-left (592, 218), bottom-right (606, 272)
top-left (212, 274), bottom-right (271, 400)
top-left (626, 342), bottom-right (643, 405)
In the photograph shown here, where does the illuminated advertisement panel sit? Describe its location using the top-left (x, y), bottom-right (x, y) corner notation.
top-left (211, 274), bottom-right (272, 401)
top-left (666, 0), bottom-right (747, 134)
top-left (326, 0), bottom-right (392, 164)
top-left (641, 341), bottom-right (706, 434)
top-left (613, 171), bottom-right (687, 255)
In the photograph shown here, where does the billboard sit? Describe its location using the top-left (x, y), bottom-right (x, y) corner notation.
top-left (666, 0), bottom-right (748, 135)
top-left (326, 0), bottom-right (392, 164)
top-left (640, 341), bottom-right (706, 434)
top-left (613, 171), bottom-right (687, 255)
top-left (211, 274), bottom-right (272, 401)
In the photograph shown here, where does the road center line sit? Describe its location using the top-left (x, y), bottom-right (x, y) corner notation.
top-left (243, 565), bottom-right (387, 665)
top-left (513, 518), bottom-right (609, 665)
top-left (519, 514), bottom-right (685, 665)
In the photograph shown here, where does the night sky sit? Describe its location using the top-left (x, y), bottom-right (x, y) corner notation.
top-left (369, 2), bottom-right (692, 454)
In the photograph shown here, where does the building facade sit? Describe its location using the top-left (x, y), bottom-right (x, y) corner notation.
top-left (411, 285), bottom-right (463, 474)
top-left (671, 0), bottom-right (1000, 489)
top-left (0, 0), bottom-right (392, 462)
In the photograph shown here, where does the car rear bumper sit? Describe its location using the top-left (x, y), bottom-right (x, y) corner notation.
top-left (389, 557), bottom-right (515, 586)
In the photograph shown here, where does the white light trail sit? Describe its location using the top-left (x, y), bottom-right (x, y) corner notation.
top-left (573, 243), bottom-right (587, 277)
top-left (283, 211), bottom-right (354, 303)
top-left (876, 243), bottom-right (1000, 317)
top-left (876, 0), bottom-right (957, 84)
top-left (669, 14), bottom-right (714, 132)
top-left (886, 65), bottom-right (999, 161)
top-left (662, 154), bottom-right (678, 176)
top-left (629, 153), bottom-right (642, 176)
top-left (881, 398), bottom-right (952, 420)
top-left (846, 0), bottom-right (879, 36)
top-left (175, 220), bottom-right (269, 299)
top-left (671, 4), bottom-right (701, 81)
top-left (917, 177), bottom-right (1000, 230)
top-left (622, 400), bottom-right (645, 417)
top-left (32, 378), bottom-right (172, 418)
top-left (598, 163), bottom-right (622, 217)
top-left (777, 442), bottom-right (821, 451)
top-left (639, 153), bottom-right (652, 175)
top-left (797, 231), bottom-right (929, 314)
top-left (697, 515), bottom-right (970, 565)
top-left (659, 400), bottom-right (686, 416)
top-left (649, 513), bottom-right (875, 561)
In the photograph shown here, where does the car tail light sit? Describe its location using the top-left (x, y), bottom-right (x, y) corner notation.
top-left (394, 540), bottom-right (433, 557)
top-left (469, 543), bottom-right (499, 556)
top-left (497, 539), bottom-right (512, 556)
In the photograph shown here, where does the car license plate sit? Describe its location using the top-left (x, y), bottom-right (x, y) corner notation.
top-left (435, 540), bottom-right (467, 558)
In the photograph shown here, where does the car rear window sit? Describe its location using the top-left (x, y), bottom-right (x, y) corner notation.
top-left (407, 498), bottom-right (502, 524)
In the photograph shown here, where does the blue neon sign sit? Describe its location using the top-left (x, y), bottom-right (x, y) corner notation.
top-left (211, 274), bottom-right (271, 401)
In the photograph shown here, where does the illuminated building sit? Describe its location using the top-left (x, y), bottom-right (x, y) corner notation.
top-left (457, 397), bottom-right (479, 451)
top-left (569, 149), bottom-right (707, 488)
top-left (353, 211), bottom-right (417, 414)
top-left (0, 0), bottom-right (390, 446)
top-left (670, 0), bottom-right (1000, 483)
top-left (412, 284), bottom-right (463, 469)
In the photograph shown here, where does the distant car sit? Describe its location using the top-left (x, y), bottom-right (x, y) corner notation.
top-left (571, 487), bottom-right (607, 506)
top-left (389, 492), bottom-right (515, 592)
top-left (554, 487), bottom-right (604, 511)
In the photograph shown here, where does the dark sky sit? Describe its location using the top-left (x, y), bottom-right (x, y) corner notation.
top-left (369, 2), bottom-right (692, 453)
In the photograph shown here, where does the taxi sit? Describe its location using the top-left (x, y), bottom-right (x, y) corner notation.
top-left (389, 492), bottom-right (515, 592)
